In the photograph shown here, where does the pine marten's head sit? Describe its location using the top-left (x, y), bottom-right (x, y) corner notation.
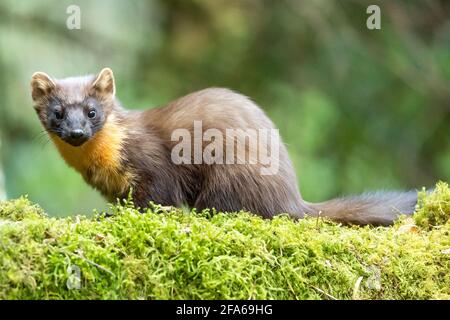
top-left (30, 68), bottom-right (116, 147)
top-left (30, 68), bottom-right (133, 198)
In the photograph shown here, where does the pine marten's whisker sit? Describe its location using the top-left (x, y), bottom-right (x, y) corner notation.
top-left (32, 129), bottom-right (49, 142)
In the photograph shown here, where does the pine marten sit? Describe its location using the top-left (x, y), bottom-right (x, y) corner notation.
top-left (30, 68), bottom-right (418, 225)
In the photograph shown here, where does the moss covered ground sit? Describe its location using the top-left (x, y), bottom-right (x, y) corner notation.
top-left (0, 182), bottom-right (449, 300)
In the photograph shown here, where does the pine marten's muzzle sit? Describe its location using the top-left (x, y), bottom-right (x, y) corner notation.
top-left (60, 108), bottom-right (92, 146)
top-left (66, 129), bottom-right (89, 146)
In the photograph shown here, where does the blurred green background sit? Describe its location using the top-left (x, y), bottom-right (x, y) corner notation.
top-left (0, 0), bottom-right (449, 217)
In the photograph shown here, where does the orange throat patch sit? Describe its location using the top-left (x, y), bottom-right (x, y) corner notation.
top-left (50, 115), bottom-right (133, 199)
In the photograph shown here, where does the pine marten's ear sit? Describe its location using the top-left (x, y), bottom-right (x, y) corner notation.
top-left (30, 72), bottom-right (56, 102)
top-left (92, 67), bottom-right (115, 98)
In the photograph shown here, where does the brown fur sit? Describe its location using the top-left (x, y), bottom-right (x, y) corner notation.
top-left (30, 69), bottom-right (418, 225)
top-left (50, 113), bottom-right (133, 200)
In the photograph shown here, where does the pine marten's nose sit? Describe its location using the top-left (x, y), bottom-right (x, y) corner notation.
top-left (66, 129), bottom-right (88, 146)
top-left (70, 129), bottom-right (84, 139)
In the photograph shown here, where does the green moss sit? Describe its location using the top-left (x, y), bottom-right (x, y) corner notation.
top-left (0, 182), bottom-right (449, 300)
top-left (414, 181), bottom-right (450, 229)
top-left (0, 196), bottom-right (46, 221)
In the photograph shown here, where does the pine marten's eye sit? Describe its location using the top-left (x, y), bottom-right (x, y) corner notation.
top-left (88, 109), bottom-right (97, 119)
top-left (54, 108), bottom-right (63, 120)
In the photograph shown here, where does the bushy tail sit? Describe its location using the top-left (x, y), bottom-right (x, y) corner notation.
top-left (307, 191), bottom-right (418, 226)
